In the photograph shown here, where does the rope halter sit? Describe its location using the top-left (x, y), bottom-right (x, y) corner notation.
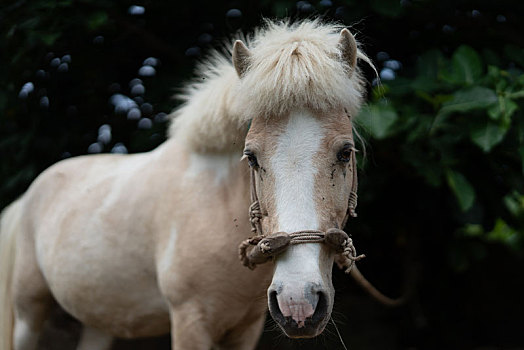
top-left (238, 148), bottom-right (364, 272)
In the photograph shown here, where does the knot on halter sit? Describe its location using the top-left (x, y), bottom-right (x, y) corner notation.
top-left (238, 228), bottom-right (365, 272)
top-left (249, 201), bottom-right (263, 234)
top-left (348, 191), bottom-right (358, 218)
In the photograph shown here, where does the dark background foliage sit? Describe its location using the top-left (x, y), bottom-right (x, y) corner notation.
top-left (1, 0), bottom-right (524, 349)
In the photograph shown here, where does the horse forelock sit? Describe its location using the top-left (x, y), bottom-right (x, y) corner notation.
top-left (169, 19), bottom-right (371, 153)
top-left (238, 19), bottom-right (367, 118)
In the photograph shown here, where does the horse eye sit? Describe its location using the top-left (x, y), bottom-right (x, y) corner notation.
top-left (244, 150), bottom-right (259, 167)
top-left (337, 145), bottom-right (353, 163)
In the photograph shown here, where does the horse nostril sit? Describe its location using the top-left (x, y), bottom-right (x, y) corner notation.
top-left (268, 289), bottom-right (286, 324)
top-left (311, 291), bottom-right (328, 324)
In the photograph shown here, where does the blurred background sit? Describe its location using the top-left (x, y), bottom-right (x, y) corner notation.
top-left (1, 0), bottom-right (524, 349)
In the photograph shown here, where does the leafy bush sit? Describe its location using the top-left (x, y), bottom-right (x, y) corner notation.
top-left (358, 44), bottom-right (524, 253)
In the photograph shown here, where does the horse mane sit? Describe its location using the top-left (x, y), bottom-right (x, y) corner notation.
top-left (169, 19), bottom-right (371, 152)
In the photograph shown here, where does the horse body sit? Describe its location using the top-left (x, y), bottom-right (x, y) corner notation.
top-left (4, 139), bottom-right (272, 348)
top-left (1, 19), bottom-right (372, 349)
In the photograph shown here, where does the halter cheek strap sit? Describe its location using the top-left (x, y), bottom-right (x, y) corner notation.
top-left (239, 148), bottom-right (364, 272)
top-left (343, 147), bottom-right (359, 226)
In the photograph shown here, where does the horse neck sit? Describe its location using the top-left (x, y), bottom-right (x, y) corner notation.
top-left (156, 137), bottom-right (251, 209)
top-left (155, 137), bottom-right (272, 303)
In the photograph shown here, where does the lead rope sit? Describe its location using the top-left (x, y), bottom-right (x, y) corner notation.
top-left (239, 147), bottom-right (408, 307)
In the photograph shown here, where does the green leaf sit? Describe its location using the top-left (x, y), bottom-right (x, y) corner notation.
top-left (470, 122), bottom-right (509, 152)
top-left (486, 65), bottom-right (501, 81)
top-left (509, 90), bottom-right (524, 99)
top-left (441, 87), bottom-right (497, 114)
top-left (486, 219), bottom-right (520, 249)
top-left (488, 97), bottom-right (518, 125)
top-left (357, 103), bottom-right (398, 139)
top-left (432, 87), bottom-right (497, 130)
top-left (461, 224), bottom-right (484, 237)
top-left (504, 191), bottom-right (524, 217)
top-left (441, 45), bottom-right (483, 85)
top-left (446, 170), bottom-right (475, 211)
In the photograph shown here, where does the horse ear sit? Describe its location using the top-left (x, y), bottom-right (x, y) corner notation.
top-left (339, 28), bottom-right (358, 71)
top-left (232, 40), bottom-right (251, 78)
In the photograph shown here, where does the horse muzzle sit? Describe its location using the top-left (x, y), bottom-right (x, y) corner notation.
top-left (267, 281), bottom-right (332, 338)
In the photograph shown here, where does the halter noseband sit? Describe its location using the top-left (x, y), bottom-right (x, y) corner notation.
top-left (238, 147), bottom-right (365, 272)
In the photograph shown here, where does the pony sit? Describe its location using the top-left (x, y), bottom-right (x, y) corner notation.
top-left (0, 19), bottom-right (378, 349)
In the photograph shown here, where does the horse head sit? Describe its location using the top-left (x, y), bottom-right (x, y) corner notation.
top-left (233, 24), bottom-right (363, 338)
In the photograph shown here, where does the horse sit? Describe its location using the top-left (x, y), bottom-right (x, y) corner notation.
top-left (0, 19), bottom-right (376, 349)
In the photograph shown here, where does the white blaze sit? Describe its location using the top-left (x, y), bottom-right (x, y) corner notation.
top-left (271, 110), bottom-right (324, 232)
top-left (270, 110), bottom-right (325, 325)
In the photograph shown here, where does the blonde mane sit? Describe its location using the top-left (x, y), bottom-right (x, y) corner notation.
top-left (169, 19), bottom-right (370, 152)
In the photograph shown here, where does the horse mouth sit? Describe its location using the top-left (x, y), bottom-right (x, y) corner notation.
top-left (268, 290), bottom-right (330, 338)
